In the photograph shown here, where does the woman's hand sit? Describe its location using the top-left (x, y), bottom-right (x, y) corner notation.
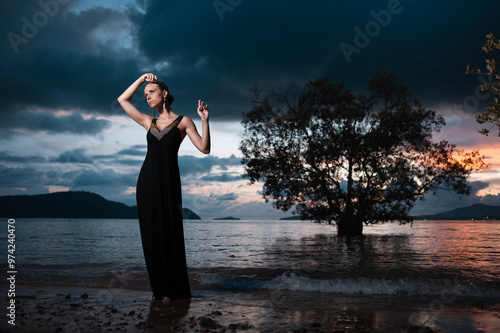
top-left (141, 73), bottom-right (157, 83)
top-left (197, 100), bottom-right (209, 121)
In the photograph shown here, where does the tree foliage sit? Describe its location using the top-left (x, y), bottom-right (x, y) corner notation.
top-left (240, 71), bottom-right (488, 236)
top-left (466, 32), bottom-right (500, 136)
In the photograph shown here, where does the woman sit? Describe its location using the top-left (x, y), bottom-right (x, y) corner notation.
top-left (118, 73), bottom-right (210, 304)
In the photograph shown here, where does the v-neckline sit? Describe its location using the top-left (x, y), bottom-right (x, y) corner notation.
top-left (153, 116), bottom-right (181, 132)
top-left (149, 116), bottom-right (183, 141)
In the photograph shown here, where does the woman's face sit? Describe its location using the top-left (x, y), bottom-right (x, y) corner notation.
top-left (144, 83), bottom-right (166, 109)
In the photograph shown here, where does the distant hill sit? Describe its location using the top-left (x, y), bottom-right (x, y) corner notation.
top-left (0, 191), bottom-right (201, 219)
top-left (183, 208), bottom-right (201, 220)
top-left (213, 216), bottom-right (240, 220)
top-left (278, 204), bottom-right (500, 221)
top-left (414, 203), bottom-right (500, 220)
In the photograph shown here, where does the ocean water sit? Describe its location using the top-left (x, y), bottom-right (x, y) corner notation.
top-left (1, 218), bottom-right (499, 299)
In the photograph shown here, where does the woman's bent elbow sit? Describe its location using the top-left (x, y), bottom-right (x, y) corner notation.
top-left (117, 95), bottom-right (131, 105)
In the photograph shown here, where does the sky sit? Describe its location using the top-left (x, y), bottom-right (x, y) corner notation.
top-left (1, 0), bottom-right (500, 219)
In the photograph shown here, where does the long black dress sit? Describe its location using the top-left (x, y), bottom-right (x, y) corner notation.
top-left (136, 115), bottom-right (191, 301)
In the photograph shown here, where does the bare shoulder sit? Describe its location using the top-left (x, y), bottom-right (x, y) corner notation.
top-left (178, 115), bottom-right (196, 129)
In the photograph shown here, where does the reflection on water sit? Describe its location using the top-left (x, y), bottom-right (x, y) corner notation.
top-left (405, 221), bottom-right (500, 282)
top-left (261, 221), bottom-right (500, 286)
top-left (264, 233), bottom-right (419, 280)
top-left (3, 219), bottom-right (499, 290)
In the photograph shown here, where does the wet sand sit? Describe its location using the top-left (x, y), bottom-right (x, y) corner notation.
top-left (1, 283), bottom-right (500, 332)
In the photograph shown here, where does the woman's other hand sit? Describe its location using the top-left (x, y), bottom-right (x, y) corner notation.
top-left (197, 100), bottom-right (209, 121)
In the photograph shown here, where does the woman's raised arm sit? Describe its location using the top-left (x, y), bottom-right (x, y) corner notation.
top-left (117, 73), bottom-right (155, 130)
top-left (184, 100), bottom-right (211, 154)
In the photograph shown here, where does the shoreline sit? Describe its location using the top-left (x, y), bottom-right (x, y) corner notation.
top-left (2, 283), bottom-right (499, 332)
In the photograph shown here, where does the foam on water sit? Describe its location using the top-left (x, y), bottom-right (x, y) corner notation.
top-left (200, 272), bottom-right (500, 298)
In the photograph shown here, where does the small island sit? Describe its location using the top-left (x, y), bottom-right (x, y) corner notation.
top-left (0, 191), bottom-right (202, 220)
top-left (213, 216), bottom-right (241, 220)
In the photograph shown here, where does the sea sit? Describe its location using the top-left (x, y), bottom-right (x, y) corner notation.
top-left (2, 218), bottom-right (499, 300)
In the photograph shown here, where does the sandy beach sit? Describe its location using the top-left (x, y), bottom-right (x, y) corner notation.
top-left (2, 282), bottom-right (500, 333)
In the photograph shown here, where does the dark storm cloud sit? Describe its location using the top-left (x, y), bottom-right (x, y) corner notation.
top-left (71, 168), bottom-right (136, 187)
top-left (53, 147), bottom-right (239, 170)
top-left (0, 151), bottom-right (46, 164)
top-left (47, 147), bottom-right (145, 167)
top-left (0, 148), bottom-right (240, 195)
top-left (0, 164), bottom-right (46, 187)
top-left (0, 162), bottom-right (137, 196)
top-left (1, 1), bottom-right (143, 122)
top-left (98, 157), bottom-right (143, 167)
top-left (179, 154), bottom-right (240, 176)
top-left (117, 145), bottom-right (147, 156)
top-left (2, 0), bottom-right (498, 128)
top-left (133, 0), bottom-right (500, 113)
top-left (50, 148), bottom-right (94, 164)
top-left (200, 172), bottom-right (243, 182)
top-left (11, 111), bottom-right (110, 135)
top-left (210, 192), bottom-right (238, 201)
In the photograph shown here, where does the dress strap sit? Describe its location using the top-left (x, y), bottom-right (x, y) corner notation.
top-left (173, 115), bottom-right (183, 127)
top-left (150, 118), bottom-right (158, 131)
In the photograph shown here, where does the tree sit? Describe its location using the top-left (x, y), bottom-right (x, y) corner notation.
top-left (466, 32), bottom-right (500, 136)
top-left (240, 71), bottom-right (488, 236)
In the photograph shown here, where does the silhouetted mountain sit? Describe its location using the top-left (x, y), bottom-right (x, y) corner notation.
top-left (0, 191), bottom-right (201, 219)
top-left (414, 203), bottom-right (500, 220)
top-left (182, 208), bottom-right (201, 220)
top-left (213, 216), bottom-right (240, 220)
top-left (279, 204), bottom-right (500, 221)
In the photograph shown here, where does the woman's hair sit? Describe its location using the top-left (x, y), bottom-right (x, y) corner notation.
top-left (154, 81), bottom-right (174, 105)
